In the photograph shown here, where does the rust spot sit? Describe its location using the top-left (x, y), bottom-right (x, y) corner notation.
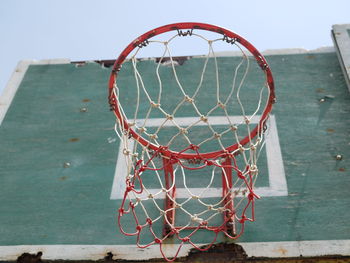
top-left (147, 32), bottom-right (156, 39)
top-left (59, 176), bottom-right (67, 181)
top-left (69, 138), bottom-right (79, 142)
top-left (326, 128), bottom-right (335, 133)
top-left (193, 25), bottom-right (203, 30)
top-left (276, 247), bottom-right (288, 256)
top-left (104, 252), bottom-right (114, 261)
top-left (186, 243), bottom-right (247, 262)
top-left (316, 88), bottom-right (325, 93)
top-left (216, 29), bottom-right (225, 35)
top-left (339, 167), bottom-right (346, 172)
top-left (17, 252), bottom-right (42, 263)
top-left (82, 98), bottom-right (91, 102)
top-left (307, 55), bottom-right (315, 59)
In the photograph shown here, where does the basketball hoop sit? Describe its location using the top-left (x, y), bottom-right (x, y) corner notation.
top-left (109, 22), bottom-right (275, 261)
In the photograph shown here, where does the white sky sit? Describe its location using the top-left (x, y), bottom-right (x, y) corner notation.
top-left (1, 0), bottom-right (349, 94)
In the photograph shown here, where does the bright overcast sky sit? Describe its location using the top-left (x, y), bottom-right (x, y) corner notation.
top-left (1, 0), bottom-right (349, 94)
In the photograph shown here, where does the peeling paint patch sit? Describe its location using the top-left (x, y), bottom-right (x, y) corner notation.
top-left (155, 56), bottom-right (191, 66)
top-left (17, 252), bottom-right (42, 263)
top-left (107, 137), bottom-right (117, 143)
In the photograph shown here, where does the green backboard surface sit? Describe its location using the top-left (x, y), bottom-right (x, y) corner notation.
top-left (0, 46), bottom-right (349, 261)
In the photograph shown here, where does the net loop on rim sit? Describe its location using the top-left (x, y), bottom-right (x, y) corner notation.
top-left (110, 22), bottom-right (275, 262)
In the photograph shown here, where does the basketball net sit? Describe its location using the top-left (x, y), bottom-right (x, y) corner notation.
top-left (109, 23), bottom-right (275, 261)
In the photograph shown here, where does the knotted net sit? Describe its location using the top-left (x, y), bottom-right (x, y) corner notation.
top-left (109, 23), bottom-right (275, 261)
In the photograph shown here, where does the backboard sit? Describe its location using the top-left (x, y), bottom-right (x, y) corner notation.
top-left (0, 24), bottom-right (349, 262)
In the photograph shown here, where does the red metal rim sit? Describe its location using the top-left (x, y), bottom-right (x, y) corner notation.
top-left (109, 22), bottom-right (275, 160)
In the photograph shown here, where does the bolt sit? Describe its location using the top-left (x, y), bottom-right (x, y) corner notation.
top-left (80, 107), bottom-right (88, 112)
top-left (63, 162), bottom-right (71, 168)
top-left (335, 154), bottom-right (343, 161)
top-left (319, 95), bottom-right (335, 103)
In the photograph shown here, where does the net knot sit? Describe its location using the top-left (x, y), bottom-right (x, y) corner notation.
top-left (149, 134), bottom-right (158, 140)
top-left (129, 201), bottom-right (135, 208)
top-left (150, 101), bottom-right (161, 108)
top-left (214, 227), bottom-right (222, 233)
top-left (228, 209), bottom-right (236, 217)
top-left (146, 218), bottom-right (153, 225)
top-left (250, 191), bottom-right (260, 200)
top-left (159, 145), bottom-right (169, 152)
top-left (123, 148), bottom-right (130, 155)
top-left (200, 115), bottom-right (208, 122)
top-left (244, 117), bottom-right (250, 124)
top-left (126, 185), bottom-right (134, 192)
top-left (138, 127), bottom-right (147, 133)
top-left (248, 192), bottom-right (256, 201)
top-left (239, 215), bottom-right (247, 224)
top-left (138, 165), bottom-right (147, 173)
top-left (230, 125), bottom-right (238, 131)
top-left (217, 101), bottom-right (226, 109)
top-left (166, 114), bottom-right (174, 120)
top-left (237, 171), bottom-right (245, 179)
top-left (217, 207), bottom-right (225, 213)
top-left (249, 165), bottom-right (258, 175)
top-left (223, 151), bottom-right (234, 159)
top-left (213, 132), bottom-right (221, 138)
top-left (182, 237), bottom-right (190, 242)
top-left (184, 95), bottom-right (194, 103)
top-left (154, 238), bottom-right (162, 244)
top-left (191, 215), bottom-right (202, 223)
top-left (136, 225), bottom-right (142, 231)
top-left (205, 160), bottom-right (215, 166)
top-left (189, 144), bottom-right (199, 151)
top-left (179, 128), bottom-right (188, 134)
top-left (200, 220), bottom-right (208, 226)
